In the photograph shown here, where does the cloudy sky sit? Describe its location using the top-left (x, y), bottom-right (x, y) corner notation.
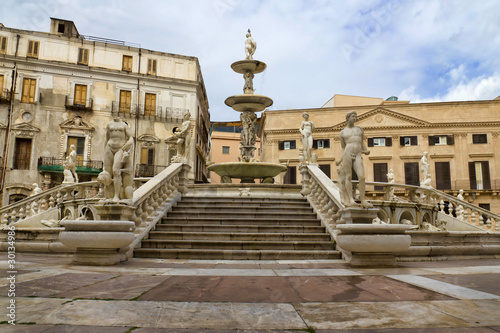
top-left (2, 0), bottom-right (500, 121)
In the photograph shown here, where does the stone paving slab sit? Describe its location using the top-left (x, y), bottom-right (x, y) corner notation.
top-left (424, 274), bottom-right (500, 296)
top-left (418, 300), bottom-right (500, 326)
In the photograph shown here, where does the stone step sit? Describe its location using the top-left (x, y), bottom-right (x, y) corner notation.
top-left (133, 248), bottom-right (342, 260)
top-left (154, 224), bottom-right (326, 233)
top-left (140, 239), bottom-right (334, 250)
top-left (180, 197), bottom-right (308, 204)
top-left (171, 205), bottom-right (314, 213)
top-left (166, 211), bottom-right (318, 219)
top-left (161, 217), bottom-right (321, 225)
top-left (148, 231), bottom-right (332, 241)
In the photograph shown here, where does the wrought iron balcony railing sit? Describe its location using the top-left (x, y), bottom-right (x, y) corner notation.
top-left (0, 89), bottom-right (11, 103)
top-left (38, 157), bottom-right (103, 175)
top-left (65, 96), bottom-right (93, 111)
top-left (135, 164), bottom-right (166, 178)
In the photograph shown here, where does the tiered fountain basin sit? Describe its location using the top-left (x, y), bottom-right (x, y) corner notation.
top-left (231, 59), bottom-right (267, 74)
top-left (225, 94), bottom-right (273, 112)
top-left (209, 162), bottom-right (287, 183)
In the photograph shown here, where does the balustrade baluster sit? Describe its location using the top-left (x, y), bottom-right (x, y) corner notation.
top-left (18, 207), bottom-right (25, 221)
top-left (2, 213), bottom-right (9, 225)
top-left (49, 195), bottom-right (56, 208)
top-left (470, 211), bottom-right (477, 226)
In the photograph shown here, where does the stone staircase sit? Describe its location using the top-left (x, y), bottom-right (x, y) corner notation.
top-left (134, 195), bottom-right (340, 260)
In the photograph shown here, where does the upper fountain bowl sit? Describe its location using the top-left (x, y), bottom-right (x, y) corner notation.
top-left (231, 60), bottom-right (267, 74)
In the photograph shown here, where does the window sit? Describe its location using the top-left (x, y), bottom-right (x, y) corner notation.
top-left (144, 93), bottom-right (156, 116)
top-left (319, 164), bottom-right (331, 178)
top-left (147, 59), bottom-right (157, 75)
top-left (283, 166), bottom-right (296, 184)
top-left (13, 138), bottom-right (32, 170)
top-left (479, 203), bottom-right (490, 211)
top-left (119, 90), bottom-right (132, 112)
top-left (222, 146), bottom-right (230, 154)
top-left (21, 78), bottom-right (37, 103)
top-left (0, 36), bottom-right (7, 54)
top-left (367, 137), bottom-right (392, 147)
top-left (58, 23), bottom-right (65, 33)
top-left (469, 161), bottom-right (491, 190)
top-left (141, 147), bottom-right (154, 165)
top-left (429, 135), bottom-right (454, 146)
top-left (313, 139), bottom-right (330, 149)
top-left (27, 40), bottom-right (39, 58)
top-left (278, 140), bottom-right (296, 150)
top-left (404, 162), bottom-right (420, 186)
top-left (74, 84), bottom-right (87, 106)
top-left (122, 55), bottom-right (133, 71)
top-left (472, 134), bottom-right (487, 144)
top-left (67, 136), bottom-right (85, 165)
top-left (435, 161), bottom-right (451, 190)
top-left (400, 136), bottom-right (418, 146)
top-left (373, 163), bottom-right (388, 191)
top-left (78, 48), bottom-right (89, 65)
top-left (0, 74), bottom-right (4, 96)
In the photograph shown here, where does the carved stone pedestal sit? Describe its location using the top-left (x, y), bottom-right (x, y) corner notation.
top-left (336, 224), bottom-right (411, 267)
top-left (340, 207), bottom-right (379, 224)
top-left (59, 220), bottom-right (136, 266)
top-left (94, 202), bottom-right (136, 224)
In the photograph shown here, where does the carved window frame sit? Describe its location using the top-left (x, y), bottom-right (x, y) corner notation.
top-left (59, 117), bottom-right (94, 165)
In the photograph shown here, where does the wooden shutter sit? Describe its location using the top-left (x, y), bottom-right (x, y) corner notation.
top-left (404, 162), bottom-right (420, 186)
top-left (22, 78), bottom-right (36, 103)
top-left (28, 41), bottom-right (39, 58)
top-left (400, 137), bottom-right (405, 146)
top-left (0, 75), bottom-right (3, 94)
top-left (411, 136), bottom-right (418, 145)
top-left (141, 148), bottom-right (154, 165)
top-left (0, 36), bottom-right (6, 53)
top-left (278, 141), bottom-right (284, 150)
top-left (312, 140), bottom-right (318, 149)
top-left (367, 138), bottom-right (374, 147)
top-left (14, 138), bottom-right (32, 170)
top-left (145, 93), bottom-right (156, 116)
top-left (468, 162), bottom-right (477, 190)
top-left (482, 161), bottom-right (491, 190)
top-left (428, 136), bottom-right (435, 145)
top-left (78, 48), bottom-right (89, 65)
top-left (319, 164), bottom-right (331, 178)
top-left (283, 166), bottom-right (297, 184)
top-left (290, 140), bottom-right (296, 149)
top-left (435, 162), bottom-right (451, 190)
top-left (74, 84), bottom-right (87, 105)
top-left (324, 139), bottom-right (330, 148)
top-left (122, 55), bottom-right (132, 71)
top-left (447, 135), bottom-right (454, 145)
top-left (373, 163), bottom-right (388, 190)
top-left (119, 90), bottom-right (131, 112)
top-left (147, 59), bottom-right (157, 75)
top-left (385, 137), bottom-right (392, 146)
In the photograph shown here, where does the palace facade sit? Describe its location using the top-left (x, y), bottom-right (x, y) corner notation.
top-left (0, 18), bottom-right (210, 205)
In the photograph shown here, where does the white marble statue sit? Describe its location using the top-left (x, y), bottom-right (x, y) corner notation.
top-left (31, 183), bottom-right (43, 196)
top-left (62, 159), bottom-right (75, 184)
top-left (66, 144), bottom-right (79, 183)
top-left (337, 111), bottom-right (372, 208)
top-left (100, 117), bottom-right (134, 202)
top-left (299, 112), bottom-right (315, 163)
top-left (245, 29), bottom-right (257, 60)
top-left (387, 168), bottom-right (395, 200)
top-left (457, 189), bottom-right (465, 201)
top-left (420, 151), bottom-right (430, 186)
top-left (243, 71), bottom-right (254, 94)
top-left (171, 111), bottom-right (192, 163)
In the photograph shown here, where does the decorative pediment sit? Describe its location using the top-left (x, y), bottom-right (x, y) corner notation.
top-left (138, 134), bottom-right (160, 143)
top-left (331, 108), bottom-right (430, 131)
top-left (11, 123), bottom-right (40, 138)
top-left (59, 116), bottom-right (94, 131)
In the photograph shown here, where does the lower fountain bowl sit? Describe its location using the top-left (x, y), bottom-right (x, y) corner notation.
top-left (208, 162), bottom-right (287, 183)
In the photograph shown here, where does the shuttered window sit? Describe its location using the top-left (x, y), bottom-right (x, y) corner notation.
top-left (283, 166), bottom-right (297, 184)
top-left (13, 138), bottom-right (32, 170)
top-left (319, 164), bottom-right (331, 178)
top-left (67, 136), bottom-right (85, 165)
top-left (469, 161), bottom-right (491, 190)
top-left (147, 59), bottom-right (157, 75)
top-left (141, 147), bottom-right (154, 165)
top-left (367, 137), bottom-right (392, 147)
top-left (373, 163), bottom-right (388, 191)
top-left (119, 90), bottom-right (132, 112)
top-left (404, 162), bottom-right (420, 186)
top-left (144, 93), bottom-right (156, 116)
top-left (429, 135), bottom-right (454, 145)
top-left (278, 140), bottom-right (296, 150)
top-left (313, 139), bottom-right (330, 149)
top-left (472, 134), bottom-right (487, 144)
top-left (0, 36), bottom-right (7, 54)
top-left (122, 55), bottom-right (133, 71)
top-left (21, 78), bottom-right (37, 103)
top-left (78, 48), bottom-right (89, 65)
top-left (27, 40), bottom-right (39, 58)
top-left (435, 162), bottom-right (451, 190)
top-left (400, 136), bottom-right (418, 146)
top-left (74, 84), bottom-right (87, 106)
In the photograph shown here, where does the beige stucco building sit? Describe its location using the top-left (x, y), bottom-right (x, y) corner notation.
top-left (259, 94), bottom-right (500, 214)
top-left (0, 18), bottom-right (210, 205)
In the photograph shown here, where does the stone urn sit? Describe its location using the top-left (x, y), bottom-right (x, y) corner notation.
top-left (59, 220), bottom-right (136, 265)
top-left (336, 224), bottom-right (411, 267)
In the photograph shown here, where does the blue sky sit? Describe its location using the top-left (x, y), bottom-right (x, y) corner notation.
top-left (2, 0), bottom-right (500, 121)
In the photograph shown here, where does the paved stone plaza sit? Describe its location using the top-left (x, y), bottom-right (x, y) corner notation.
top-left (1, 254), bottom-right (500, 332)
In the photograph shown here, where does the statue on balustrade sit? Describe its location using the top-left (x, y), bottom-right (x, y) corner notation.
top-left (171, 111), bottom-right (192, 163)
top-left (299, 112), bottom-right (315, 163)
top-left (67, 144), bottom-right (79, 183)
top-left (99, 117), bottom-right (134, 202)
top-left (336, 111), bottom-right (373, 208)
top-left (420, 151), bottom-right (432, 188)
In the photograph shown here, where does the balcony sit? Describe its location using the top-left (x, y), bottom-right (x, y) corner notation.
top-left (0, 89), bottom-right (11, 103)
top-left (111, 101), bottom-right (138, 119)
top-left (65, 96), bottom-right (93, 111)
top-left (135, 164), bottom-right (166, 178)
top-left (38, 157), bottom-right (103, 175)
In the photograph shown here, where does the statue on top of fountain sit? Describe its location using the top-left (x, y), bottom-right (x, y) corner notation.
top-left (245, 29), bottom-right (257, 60)
top-left (336, 111), bottom-right (373, 208)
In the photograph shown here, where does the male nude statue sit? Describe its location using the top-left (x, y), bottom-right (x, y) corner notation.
top-left (103, 118), bottom-right (134, 201)
top-left (337, 111), bottom-right (373, 208)
top-left (67, 144), bottom-right (79, 183)
top-left (245, 29), bottom-right (257, 60)
top-left (299, 112), bottom-right (315, 163)
top-left (174, 112), bottom-right (192, 158)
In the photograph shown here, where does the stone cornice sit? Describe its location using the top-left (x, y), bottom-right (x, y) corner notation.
top-left (368, 156), bottom-right (393, 160)
top-left (469, 153), bottom-right (494, 158)
top-left (400, 155), bottom-right (422, 160)
top-left (430, 154), bottom-right (454, 159)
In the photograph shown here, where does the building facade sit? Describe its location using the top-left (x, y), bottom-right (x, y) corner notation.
top-left (259, 95), bottom-right (500, 214)
top-left (0, 18), bottom-right (210, 205)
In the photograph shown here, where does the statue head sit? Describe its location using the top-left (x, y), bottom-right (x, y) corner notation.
top-left (345, 110), bottom-right (357, 121)
top-left (302, 112), bottom-right (309, 120)
top-left (70, 144), bottom-right (75, 150)
top-left (246, 29), bottom-right (251, 38)
top-left (183, 112), bottom-right (191, 121)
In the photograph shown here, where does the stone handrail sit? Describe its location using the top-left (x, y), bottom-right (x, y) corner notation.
top-left (124, 162), bottom-right (190, 258)
top-left (300, 163), bottom-right (500, 232)
top-left (0, 181), bottom-right (101, 226)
